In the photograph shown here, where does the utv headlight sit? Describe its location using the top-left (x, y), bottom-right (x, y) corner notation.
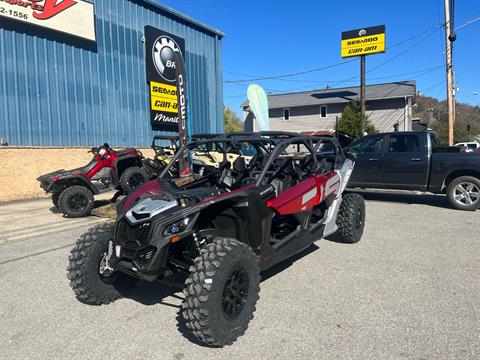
top-left (163, 216), bottom-right (193, 237)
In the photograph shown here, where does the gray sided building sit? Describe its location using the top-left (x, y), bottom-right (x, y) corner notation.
top-left (243, 80), bottom-right (416, 134)
top-left (0, 0), bottom-right (224, 147)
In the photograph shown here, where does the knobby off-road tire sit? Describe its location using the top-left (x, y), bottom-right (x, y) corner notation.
top-left (182, 238), bottom-right (261, 347)
top-left (336, 193), bottom-right (365, 243)
top-left (446, 176), bottom-right (480, 211)
top-left (58, 185), bottom-right (94, 218)
top-left (119, 166), bottom-right (148, 194)
top-left (67, 222), bottom-right (136, 305)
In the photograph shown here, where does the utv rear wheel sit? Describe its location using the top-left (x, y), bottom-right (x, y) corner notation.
top-left (58, 185), bottom-right (94, 218)
top-left (336, 193), bottom-right (365, 243)
top-left (446, 176), bottom-right (480, 211)
top-left (119, 166), bottom-right (148, 194)
top-left (67, 222), bottom-right (135, 305)
top-left (182, 238), bottom-right (260, 347)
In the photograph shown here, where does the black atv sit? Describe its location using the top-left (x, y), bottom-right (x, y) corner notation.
top-left (67, 135), bottom-right (365, 346)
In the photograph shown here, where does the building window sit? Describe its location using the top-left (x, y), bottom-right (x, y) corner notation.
top-left (283, 108), bottom-right (290, 121)
top-left (320, 105), bottom-right (327, 118)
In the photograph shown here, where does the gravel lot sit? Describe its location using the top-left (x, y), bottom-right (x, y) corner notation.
top-left (1, 192), bottom-right (479, 360)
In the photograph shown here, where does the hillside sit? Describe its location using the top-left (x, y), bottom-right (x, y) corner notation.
top-left (414, 95), bottom-right (480, 144)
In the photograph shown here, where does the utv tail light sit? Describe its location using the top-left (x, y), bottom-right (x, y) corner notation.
top-left (49, 175), bottom-right (60, 181)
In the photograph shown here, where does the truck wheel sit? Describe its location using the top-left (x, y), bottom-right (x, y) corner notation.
top-left (446, 176), bottom-right (480, 211)
top-left (119, 166), bottom-right (148, 194)
top-left (182, 238), bottom-right (260, 347)
top-left (336, 193), bottom-right (365, 243)
top-left (67, 222), bottom-right (136, 305)
top-left (52, 191), bottom-right (61, 207)
top-left (58, 185), bottom-right (94, 218)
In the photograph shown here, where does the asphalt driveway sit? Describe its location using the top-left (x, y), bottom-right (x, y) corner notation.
top-left (1, 192), bottom-right (479, 359)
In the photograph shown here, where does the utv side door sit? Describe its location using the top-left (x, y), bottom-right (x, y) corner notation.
top-left (380, 134), bottom-right (428, 190)
top-left (347, 134), bottom-right (386, 187)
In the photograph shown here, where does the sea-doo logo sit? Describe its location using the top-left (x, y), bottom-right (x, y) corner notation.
top-left (152, 36), bottom-right (182, 82)
top-left (358, 29), bottom-right (367, 36)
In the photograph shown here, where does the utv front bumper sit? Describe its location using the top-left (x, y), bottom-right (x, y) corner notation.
top-left (110, 218), bottom-right (172, 281)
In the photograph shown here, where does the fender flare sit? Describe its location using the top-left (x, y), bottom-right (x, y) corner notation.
top-left (111, 155), bottom-right (143, 185)
top-left (52, 175), bottom-right (99, 194)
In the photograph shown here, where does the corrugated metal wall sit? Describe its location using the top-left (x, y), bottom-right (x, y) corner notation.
top-left (0, 0), bottom-right (223, 146)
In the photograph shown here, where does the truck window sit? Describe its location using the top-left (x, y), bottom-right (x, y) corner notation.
top-left (348, 135), bottom-right (384, 155)
top-left (388, 135), bottom-right (419, 153)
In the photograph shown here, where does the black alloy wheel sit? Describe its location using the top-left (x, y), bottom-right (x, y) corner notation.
top-left (222, 268), bottom-right (250, 320)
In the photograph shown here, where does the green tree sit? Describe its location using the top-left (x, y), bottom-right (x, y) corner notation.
top-left (224, 106), bottom-right (243, 133)
top-left (430, 118), bottom-right (480, 145)
top-left (338, 101), bottom-right (377, 138)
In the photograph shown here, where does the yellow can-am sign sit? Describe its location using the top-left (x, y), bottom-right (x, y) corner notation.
top-left (150, 82), bottom-right (178, 113)
top-left (341, 25), bottom-right (386, 58)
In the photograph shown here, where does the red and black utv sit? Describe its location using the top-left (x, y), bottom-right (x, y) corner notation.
top-left (67, 134), bottom-right (365, 346)
top-left (37, 144), bottom-right (149, 217)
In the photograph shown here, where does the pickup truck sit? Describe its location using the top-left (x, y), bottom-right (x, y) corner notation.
top-left (346, 131), bottom-right (480, 211)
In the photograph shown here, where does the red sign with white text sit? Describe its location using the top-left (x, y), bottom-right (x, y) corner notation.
top-left (0, 0), bottom-right (96, 41)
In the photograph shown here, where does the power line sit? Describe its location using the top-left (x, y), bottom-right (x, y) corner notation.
top-left (224, 16), bottom-right (480, 99)
top-left (223, 23), bottom-right (444, 85)
top-left (423, 79), bottom-right (446, 93)
top-left (327, 27), bottom-right (442, 88)
top-left (224, 15), bottom-right (479, 86)
top-left (224, 65), bottom-right (443, 99)
top-left (454, 15), bottom-right (480, 30)
top-left (223, 58), bottom-right (358, 84)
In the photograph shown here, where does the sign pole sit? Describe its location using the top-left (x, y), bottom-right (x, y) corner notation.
top-left (341, 25), bottom-right (385, 136)
top-left (360, 55), bottom-right (366, 135)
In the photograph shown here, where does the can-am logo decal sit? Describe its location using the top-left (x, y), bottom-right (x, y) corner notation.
top-left (0, 0), bottom-right (96, 41)
top-left (152, 35), bottom-right (183, 83)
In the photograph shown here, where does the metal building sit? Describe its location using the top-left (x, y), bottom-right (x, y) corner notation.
top-left (0, 0), bottom-right (224, 147)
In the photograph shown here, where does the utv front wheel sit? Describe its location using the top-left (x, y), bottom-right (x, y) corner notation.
top-left (67, 222), bottom-right (135, 305)
top-left (182, 238), bottom-right (260, 347)
top-left (119, 166), bottom-right (148, 194)
top-left (336, 193), bottom-right (365, 243)
top-left (58, 185), bottom-right (94, 218)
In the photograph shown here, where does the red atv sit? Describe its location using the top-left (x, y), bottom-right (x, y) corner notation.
top-left (37, 144), bottom-right (149, 218)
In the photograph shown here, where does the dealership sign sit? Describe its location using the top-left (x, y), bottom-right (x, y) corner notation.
top-left (145, 26), bottom-right (186, 132)
top-left (341, 25), bottom-right (385, 58)
top-left (0, 0), bottom-right (96, 41)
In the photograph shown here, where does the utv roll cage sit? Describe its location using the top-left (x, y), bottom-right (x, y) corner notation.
top-left (159, 135), bottom-right (345, 187)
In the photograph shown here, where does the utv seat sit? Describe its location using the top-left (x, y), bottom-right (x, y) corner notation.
top-left (222, 156), bottom-right (247, 188)
top-left (269, 158), bottom-right (297, 195)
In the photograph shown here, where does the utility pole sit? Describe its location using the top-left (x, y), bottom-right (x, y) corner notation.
top-left (360, 55), bottom-right (366, 134)
top-left (444, 0), bottom-right (456, 145)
